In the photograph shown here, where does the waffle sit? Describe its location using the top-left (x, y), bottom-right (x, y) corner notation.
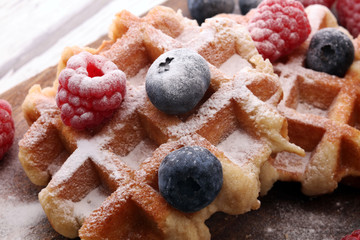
top-left (273, 5), bottom-right (360, 196)
top-left (18, 6), bottom-right (303, 239)
top-left (225, 5), bottom-right (360, 196)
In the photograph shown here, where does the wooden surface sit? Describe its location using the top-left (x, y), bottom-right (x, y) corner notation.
top-left (0, 0), bottom-right (359, 239)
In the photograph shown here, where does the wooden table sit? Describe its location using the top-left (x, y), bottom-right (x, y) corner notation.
top-left (0, 0), bottom-right (359, 239)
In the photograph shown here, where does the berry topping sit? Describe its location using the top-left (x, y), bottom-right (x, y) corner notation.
top-left (0, 99), bottom-right (15, 160)
top-left (56, 52), bottom-right (126, 130)
top-left (305, 28), bottom-right (354, 77)
top-left (248, 0), bottom-right (311, 62)
top-left (295, 0), bottom-right (335, 8)
top-left (145, 48), bottom-right (210, 115)
top-left (336, 0), bottom-right (360, 38)
top-left (158, 146), bottom-right (223, 213)
top-left (239, 0), bottom-right (262, 15)
top-left (342, 230), bottom-right (360, 240)
top-left (188, 0), bottom-right (235, 24)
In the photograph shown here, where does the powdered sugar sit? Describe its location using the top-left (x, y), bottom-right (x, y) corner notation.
top-left (274, 151), bottom-right (311, 175)
top-left (52, 135), bottom-right (110, 185)
top-left (258, 199), bottom-right (346, 240)
top-left (219, 54), bottom-right (252, 77)
top-left (168, 85), bottom-right (233, 137)
top-left (177, 26), bottom-right (215, 52)
top-left (119, 140), bottom-right (157, 169)
top-left (296, 101), bottom-right (328, 117)
top-left (73, 187), bottom-right (108, 224)
top-left (305, 5), bottom-right (339, 37)
top-left (217, 129), bottom-right (264, 166)
top-left (127, 66), bottom-right (149, 87)
top-left (0, 197), bottom-right (45, 239)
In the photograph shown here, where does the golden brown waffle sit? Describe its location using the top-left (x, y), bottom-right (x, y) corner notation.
top-left (266, 5), bottom-right (360, 196)
top-left (19, 6), bottom-right (303, 239)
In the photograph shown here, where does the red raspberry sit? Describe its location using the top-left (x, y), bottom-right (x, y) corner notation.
top-left (295, 0), bottom-right (335, 8)
top-left (56, 52), bottom-right (126, 130)
top-left (0, 99), bottom-right (15, 160)
top-left (336, 0), bottom-right (360, 38)
top-left (342, 230), bottom-right (360, 240)
top-left (248, 0), bottom-right (311, 62)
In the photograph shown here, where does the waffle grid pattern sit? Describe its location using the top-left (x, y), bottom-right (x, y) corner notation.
top-left (273, 5), bottom-right (360, 196)
top-left (19, 6), bottom-right (303, 239)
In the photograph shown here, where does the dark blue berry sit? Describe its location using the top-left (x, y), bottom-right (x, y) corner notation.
top-left (305, 28), bottom-right (354, 78)
top-left (188, 0), bottom-right (235, 24)
top-left (239, 0), bottom-right (262, 15)
top-left (158, 146), bottom-right (223, 213)
top-left (145, 48), bottom-right (210, 115)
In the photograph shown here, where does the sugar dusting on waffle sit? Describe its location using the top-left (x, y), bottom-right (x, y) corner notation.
top-left (272, 5), bottom-right (360, 195)
top-left (18, 5), bottom-right (304, 240)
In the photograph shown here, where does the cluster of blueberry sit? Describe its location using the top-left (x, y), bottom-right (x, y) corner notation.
top-left (146, 48), bottom-right (223, 212)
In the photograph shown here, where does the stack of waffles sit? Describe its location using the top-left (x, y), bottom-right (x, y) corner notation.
top-left (19, 4), bottom-right (347, 240)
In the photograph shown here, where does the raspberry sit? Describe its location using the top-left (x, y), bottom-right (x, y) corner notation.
top-left (336, 0), bottom-right (360, 38)
top-left (248, 0), bottom-right (311, 62)
top-left (56, 52), bottom-right (127, 130)
top-left (295, 0), bottom-right (335, 8)
top-left (342, 230), bottom-right (360, 240)
top-left (0, 99), bottom-right (15, 160)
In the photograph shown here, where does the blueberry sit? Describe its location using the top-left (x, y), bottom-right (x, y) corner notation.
top-left (239, 0), bottom-right (262, 15)
top-left (158, 146), bottom-right (223, 213)
top-left (305, 28), bottom-right (354, 78)
top-left (145, 48), bottom-right (210, 115)
top-left (188, 0), bottom-right (235, 24)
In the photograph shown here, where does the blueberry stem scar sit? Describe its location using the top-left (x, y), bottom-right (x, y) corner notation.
top-left (158, 57), bottom-right (174, 73)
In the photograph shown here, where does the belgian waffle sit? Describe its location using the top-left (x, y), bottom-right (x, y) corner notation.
top-left (272, 5), bottom-right (360, 196)
top-left (223, 4), bottom-right (360, 196)
top-left (18, 6), bottom-right (303, 239)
